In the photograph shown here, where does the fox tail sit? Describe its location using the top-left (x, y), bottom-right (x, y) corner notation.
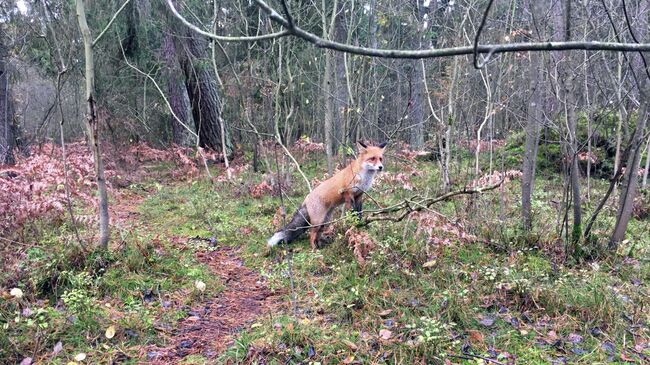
top-left (267, 204), bottom-right (310, 247)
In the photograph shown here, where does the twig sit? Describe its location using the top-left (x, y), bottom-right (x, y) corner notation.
top-left (163, 0), bottom-right (650, 59)
top-left (473, 0), bottom-right (496, 69)
top-left (165, 0), bottom-right (290, 42)
top-left (274, 144), bottom-right (298, 316)
top-left (92, 0), bottom-right (131, 47)
top-left (458, 351), bottom-right (505, 365)
top-left (360, 178), bottom-right (505, 225)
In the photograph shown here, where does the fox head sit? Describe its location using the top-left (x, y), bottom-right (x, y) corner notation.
top-left (357, 141), bottom-right (387, 171)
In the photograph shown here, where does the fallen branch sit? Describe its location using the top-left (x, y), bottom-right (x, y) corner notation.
top-left (360, 178), bottom-right (505, 226)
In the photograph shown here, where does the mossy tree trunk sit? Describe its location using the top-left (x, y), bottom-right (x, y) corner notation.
top-left (180, 28), bottom-right (233, 157)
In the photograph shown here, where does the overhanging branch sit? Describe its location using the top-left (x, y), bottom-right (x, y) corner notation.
top-left (164, 0), bottom-right (650, 59)
top-left (165, 0), bottom-right (290, 42)
top-left (253, 0), bottom-right (650, 59)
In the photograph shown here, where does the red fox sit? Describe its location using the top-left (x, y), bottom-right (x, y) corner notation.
top-left (267, 141), bottom-right (387, 249)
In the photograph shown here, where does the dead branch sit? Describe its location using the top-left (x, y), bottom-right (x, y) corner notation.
top-left (359, 178), bottom-right (505, 226)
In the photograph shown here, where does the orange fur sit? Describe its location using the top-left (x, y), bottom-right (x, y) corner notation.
top-left (302, 144), bottom-right (386, 248)
top-left (267, 142), bottom-right (386, 249)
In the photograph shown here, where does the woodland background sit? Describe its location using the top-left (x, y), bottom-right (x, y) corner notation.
top-left (0, 0), bottom-right (649, 364)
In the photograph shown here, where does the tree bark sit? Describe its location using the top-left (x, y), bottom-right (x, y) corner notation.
top-left (333, 8), bottom-right (347, 153)
top-left (162, 32), bottom-right (194, 146)
top-left (609, 0), bottom-right (649, 248)
top-left (76, 0), bottom-right (110, 249)
top-left (642, 133), bottom-right (650, 189)
top-left (180, 28), bottom-right (233, 156)
top-left (610, 96), bottom-right (648, 246)
top-left (522, 0), bottom-right (544, 231)
top-left (560, 0), bottom-right (582, 242)
top-left (322, 0), bottom-right (339, 174)
top-left (521, 61), bottom-right (542, 231)
top-left (408, 0), bottom-right (428, 149)
top-left (0, 43), bottom-right (16, 165)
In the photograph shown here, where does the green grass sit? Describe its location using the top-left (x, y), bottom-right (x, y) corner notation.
top-left (2, 150), bottom-right (648, 364)
top-left (0, 188), bottom-right (222, 363)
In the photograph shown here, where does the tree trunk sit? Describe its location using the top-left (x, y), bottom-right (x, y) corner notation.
top-left (642, 132), bottom-right (650, 189)
top-left (610, 98), bottom-right (648, 247)
top-left (408, 0), bottom-right (428, 149)
top-left (322, 0), bottom-right (339, 174)
top-left (561, 0), bottom-right (582, 242)
top-left (0, 43), bottom-right (16, 165)
top-left (522, 0), bottom-right (544, 231)
top-left (180, 28), bottom-right (233, 156)
top-left (334, 9), bottom-right (347, 151)
top-left (367, 0), bottom-right (379, 142)
top-left (323, 48), bottom-right (335, 173)
top-left (609, 0), bottom-right (649, 248)
top-left (162, 32), bottom-right (194, 147)
top-left (522, 53), bottom-right (542, 231)
top-left (76, 0), bottom-right (110, 249)
top-left (410, 59), bottom-right (425, 148)
top-left (613, 53), bottom-right (625, 177)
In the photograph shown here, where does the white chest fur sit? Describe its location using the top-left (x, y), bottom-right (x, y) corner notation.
top-left (352, 169), bottom-right (377, 194)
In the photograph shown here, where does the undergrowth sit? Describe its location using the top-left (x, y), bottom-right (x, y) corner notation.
top-left (1, 143), bottom-right (649, 364)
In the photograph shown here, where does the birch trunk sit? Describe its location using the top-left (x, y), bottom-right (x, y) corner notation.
top-left (76, 0), bottom-right (110, 248)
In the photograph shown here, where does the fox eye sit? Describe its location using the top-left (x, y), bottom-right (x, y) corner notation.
top-left (368, 157), bottom-right (376, 162)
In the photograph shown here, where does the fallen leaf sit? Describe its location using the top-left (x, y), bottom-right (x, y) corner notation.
top-left (251, 323), bottom-right (262, 329)
top-left (634, 343), bottom-right (645, 353)
top-left (342, 339), bottom-right (358, 350)
top-left (571, 347), bottom-right (586, 355)
top-left (468, 330), bottom-right (485, 345)
top-left (342, 355), bottom-right (355, 364)
top-left (479, 317), bottom-right (495, 327)
top-left (20, 358), bottom-right (32, 365)
top-left (620, 352), bottom-right (635, 362)
top-left (105, 325), bottom-right (116, 339)
top-left (194, 280), bottom-right (206, 292)
top-left (601, 341), bottom-right (615, 355)
top-left (567, 333), bottom-right (583, 344)
top-left (378, 309), bottom-right (393, 317)
top-left (52, 341), bottom-right (63, 356)
top-left (10, 288), bottom-right (23, 299)
top-left (74, 353), bottom-right (86, 361)
top-left (379, 329), bottom-right (392, 340)
top-left (423, 260), bottom-right (436, 268)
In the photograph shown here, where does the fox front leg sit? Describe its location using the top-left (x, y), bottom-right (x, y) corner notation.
top-left (352, 196), bottom-right (363, 220)
top-left (343, 191), bottom-right (354, 211)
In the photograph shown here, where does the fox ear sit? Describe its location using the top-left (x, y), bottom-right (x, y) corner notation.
top-left (378, 141), bottom-right (387, 149)
top-left (358, 141), bottom-right (368, 149)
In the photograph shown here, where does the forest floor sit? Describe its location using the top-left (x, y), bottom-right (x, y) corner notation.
top-left (1, 142), bottom-right (649, 364)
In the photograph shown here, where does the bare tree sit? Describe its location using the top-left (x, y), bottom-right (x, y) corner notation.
top-left (0, 38), bottom-right (16, 165)
top-left (179, 27), bottom-right (233, 156)
top-left (556, 0), bottom-right (582, 241)
top-left (609, 0), bottom-right (650, 248)
top-left (163, 31), bottom-right (194, 147)
top-left (522, 0), bottom-right (544, 231)
top-left (76, 0), bottom-right (110, 248)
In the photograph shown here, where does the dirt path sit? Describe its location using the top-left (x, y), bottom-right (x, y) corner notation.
top-left (109, 185), bottom-right (282, 363)
top-left (145, 245), bottom-right (283, 363)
